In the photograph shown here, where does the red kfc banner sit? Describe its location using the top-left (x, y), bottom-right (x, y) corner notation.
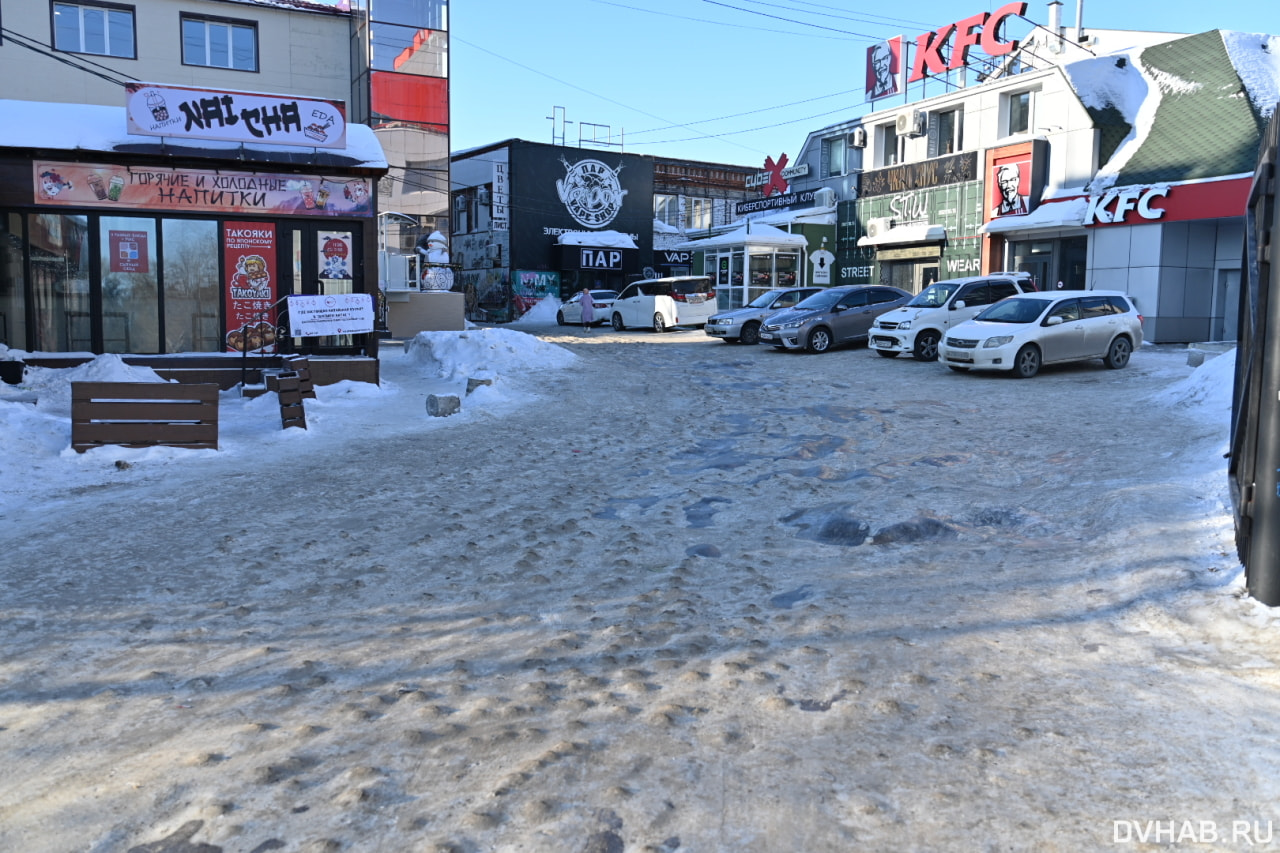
top-left (223, 222), bottom-right (279, 353)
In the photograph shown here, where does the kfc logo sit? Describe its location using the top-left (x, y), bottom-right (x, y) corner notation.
top-left (909, 2), bottom-right (1027, 83)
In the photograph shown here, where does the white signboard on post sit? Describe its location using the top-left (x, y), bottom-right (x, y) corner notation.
top-left (286, 294), bottom-right (374, 337)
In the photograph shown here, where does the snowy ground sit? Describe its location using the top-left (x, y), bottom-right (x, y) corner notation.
top-left (1, 311), bottom-right (1278, 853)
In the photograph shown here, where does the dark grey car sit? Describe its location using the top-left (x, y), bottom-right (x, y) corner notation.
top-left (759, 285), bottom-right (912, 353)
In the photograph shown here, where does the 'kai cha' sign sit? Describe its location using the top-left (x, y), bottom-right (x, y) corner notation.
top-left (907, 2), bottom-right (1027, 83)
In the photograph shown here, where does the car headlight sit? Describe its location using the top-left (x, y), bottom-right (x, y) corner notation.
top-left (780, 319), bottom-right (807, 329)
top-left (983, 336), bottom-right (1014, 348)
top-left (896, 320), bottom-right (912, 330)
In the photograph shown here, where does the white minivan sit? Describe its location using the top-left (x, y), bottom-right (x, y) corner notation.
top-left (610, 276), bottom-right (717, 332)
top-left (869, 272), bottom-right (1035, 361)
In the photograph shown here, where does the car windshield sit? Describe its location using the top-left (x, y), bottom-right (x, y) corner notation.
top-left (975, 297), bottom-right (1047, 324)
top-left (906, 281), bottom-right (960, 307)
top-left (748, 291), bottom-right (782, 309)
top-left (794, 290), bottom-right (843, 311)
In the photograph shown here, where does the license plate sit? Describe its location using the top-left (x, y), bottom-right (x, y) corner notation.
top-left (946, 350), bottom-right (972, 362)
top-left (872, 338), bottom-right (892, 348)
top-left (759, 332), bottom-right (774, 340)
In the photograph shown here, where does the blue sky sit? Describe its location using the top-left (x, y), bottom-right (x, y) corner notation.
top-left (448, 0), bottom-right (1276, 168)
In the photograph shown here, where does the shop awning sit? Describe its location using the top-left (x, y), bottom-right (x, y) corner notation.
top-left (673, 221), bottom-right (808, 251)
top-left (979, 198), bottom-right (1088, 234)
top-left (0, 99), bottom-right (388, 169)
top-left (857, 223), bottom-right (946, 247)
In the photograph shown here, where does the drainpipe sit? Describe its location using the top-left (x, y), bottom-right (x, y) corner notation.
top-left (1047, 0), bottom-right (1063, 53)
top-left (1075, 0), bottom-right (1085, 44)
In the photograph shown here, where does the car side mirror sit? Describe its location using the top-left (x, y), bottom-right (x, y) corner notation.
top-left (1046, 316), bottom-right (1064, 326)
top-left (831, 304), bottom-right (845, 312)
top-left (952, 300), bottom-right (966, 310)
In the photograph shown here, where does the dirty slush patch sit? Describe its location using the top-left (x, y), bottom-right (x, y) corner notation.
top-left (0, 333), bottom-right (1270, 853)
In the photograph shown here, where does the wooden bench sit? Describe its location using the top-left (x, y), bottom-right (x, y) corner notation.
top-left (71, 382), bottom-right (219, 453)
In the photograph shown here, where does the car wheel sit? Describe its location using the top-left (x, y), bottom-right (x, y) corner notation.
top-left (555, 310), bottom-right (566, 326)
top-left (740, 322), bottom-right (761, 346)
top-left (875, 349), bottom-right (899, 358)
top-left (913, 330), bottom-right (941, 361)
top-left (653, 313), bottom-right (667, 333)
top-left (1014, 344), bottom-right (1041, 378)
top-left (1104, 336), bottom-right (1132, 369)
top-left (948, 365), bottom-right (970, 372)
top-left (806, 327), bottom-right (832, 353)
top-left (611, 313), bottom-right (625, 331)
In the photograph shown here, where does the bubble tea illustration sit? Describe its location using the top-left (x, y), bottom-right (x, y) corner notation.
top-left (107, 175), bottom-right (125, 202)
top-left (301, 182), bottom-right (317, 209)
top-left (87, 173), bottom-right (107, 200)
top-left (146, 91), bottom-right (169, 122)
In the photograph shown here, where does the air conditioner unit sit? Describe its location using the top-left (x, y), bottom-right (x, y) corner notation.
top-left (850, 127), bottom-right (867, 149)
top-left (453, 194), bottom-right (468, 212)
top-left (485, 244), bottom-right (501, 260)
top-left (477, 186), bottom-right (491, 206)
top-left (866, 217), bottom-right (895, 238)
top-left (814, 187), bottom-right (836, 208)
top-left (896, 110), bottom-right (926, 137)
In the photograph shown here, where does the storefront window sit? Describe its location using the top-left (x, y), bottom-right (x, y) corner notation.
top-left (749, 253), bottom-right (773, 304)
top-left (162, 219), bottom-right (220, 352)
top-left (0, 214), bottom-right (25, 348)
top-left (30, 213), bottom-right (90, 352)
top-left (776, 253), bottom-right (798, 289)
top-left (100, 217), bottom-right (159, 353)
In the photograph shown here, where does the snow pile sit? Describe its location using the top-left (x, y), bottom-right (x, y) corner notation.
top-left (1223, 31), bottom-right (1280, 119)
top-left (508, 296), bottom-right (562, 327)
top-left (1147, 347), bottom-right (1235, 421)
top-left (17, 354), bottom-right (168, 416)
top-left (404, 327), bottom-right (576, 381)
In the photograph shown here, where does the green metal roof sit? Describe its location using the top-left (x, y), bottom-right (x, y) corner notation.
top-left (1101, 31), bottom-right (1265, 186)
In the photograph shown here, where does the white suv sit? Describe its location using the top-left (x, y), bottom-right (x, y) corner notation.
top-left (610, 276), bottom-right (717, 332)
top-left (869, 273), bottom-right (1035, 361)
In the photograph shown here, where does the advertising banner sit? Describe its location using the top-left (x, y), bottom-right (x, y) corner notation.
top-left (34, 161), bottom-right (373, 217)
top-left (126, 82), bottom-right (347, 149)
top-left (286, 294), bottom-right (375, 337)
top-left (223, 222), bottom-right (279, 353)
top-left (108, 230), bottom-right (149, 274)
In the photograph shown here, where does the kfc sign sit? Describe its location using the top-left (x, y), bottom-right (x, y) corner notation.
top-left (908, 2), bottom-right (1027, 83)
top-left (1083, 187), bottom-right (1169, 225)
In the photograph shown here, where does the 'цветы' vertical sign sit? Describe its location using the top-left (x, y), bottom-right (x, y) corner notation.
top-left (223, 222), bottom-right (278, 353)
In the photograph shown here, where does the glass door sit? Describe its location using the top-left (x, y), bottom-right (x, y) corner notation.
top-left (278, 222), bottom-right (364, 352)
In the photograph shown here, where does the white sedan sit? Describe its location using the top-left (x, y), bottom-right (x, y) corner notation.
top-left (556, 290), bottom-right (617, 326)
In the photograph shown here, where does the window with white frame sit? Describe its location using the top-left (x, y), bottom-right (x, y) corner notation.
top-left (182, 14), bottom-right (258, 71)
top-left (928, 107), bottom-right (962, 157)
top-left (821, 135), bottom-right (847, 178)
top-left (877, 123), bottom-right (899, 167)
top-left (1004, 90), bottom-right (1033, 136)
top-left (654, 194), bottom-right (680, 228)
top-left (53, 2), bottom-right (135, 58)
top-left (686, 197), bottom-right (712, 232)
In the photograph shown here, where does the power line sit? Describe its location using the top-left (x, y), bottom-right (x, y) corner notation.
top-left (0, 26), bottom-right (137, 87)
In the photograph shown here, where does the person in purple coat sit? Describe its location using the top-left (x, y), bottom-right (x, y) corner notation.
top-left (579, 287), bottom-right (595, 333)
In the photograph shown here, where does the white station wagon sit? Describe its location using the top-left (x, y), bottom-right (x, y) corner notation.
top-left (941, 290), bottom-right (1144, 378)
